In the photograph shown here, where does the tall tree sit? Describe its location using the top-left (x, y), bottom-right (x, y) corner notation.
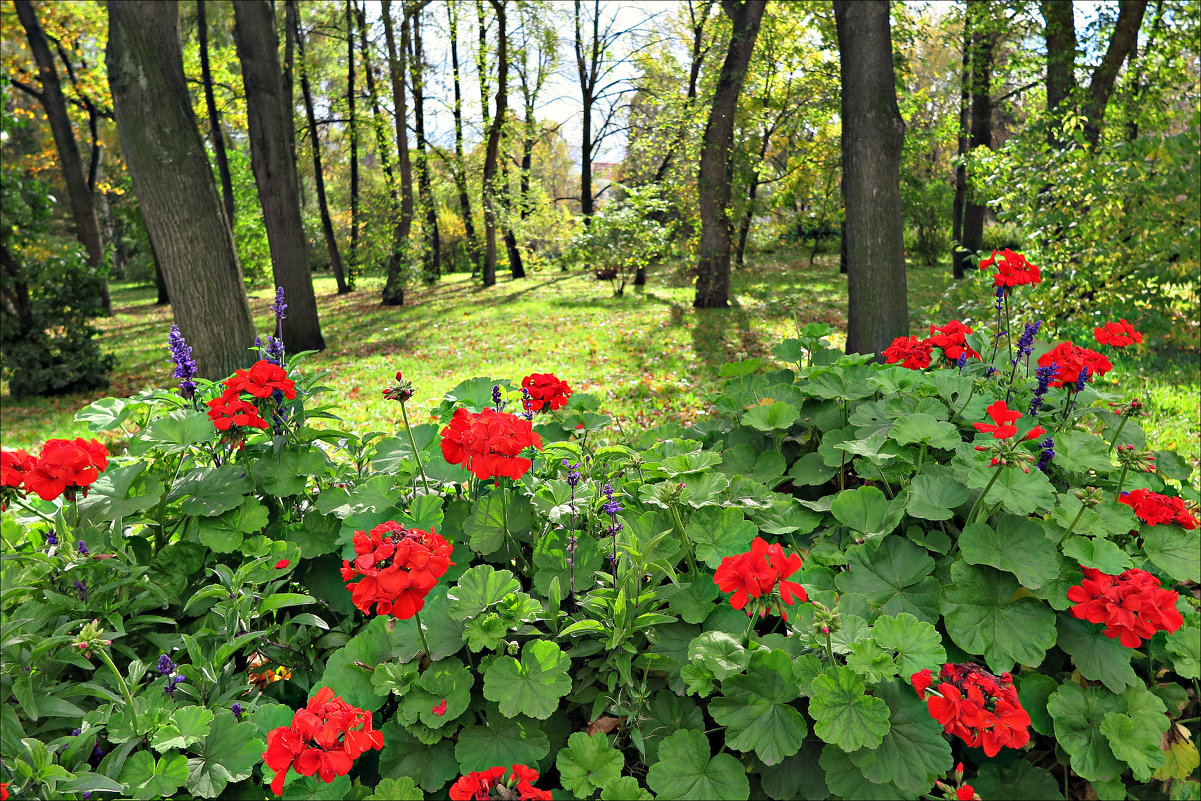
top-left (833, 0), bottom-right (907, 356)
top-left (14, 0), bottom-right (110, 313)
top-left (959, 0), bottom-right (995, 276)
top-left (481, 0), bottom-right (508, 287)
top-left (652, 0), bottom-right (716, 185)
top-left (197, 0), bottom-right (234, 229)
top-left (447, 0), bottom-right (482, 273)
top-left (347, 0), bottom-right (360, 288)
top-left (951, 4), bottom-right (972, 277)
top-left (409, 2), bottom-right (440, 281)
top-left (233, 0), bottom-right (327, 349)
top-left (693, 0), bottom-right (766, 308)
top-left (106, 0), bottom-right (255, 378)
top-left (381, 0), bottom-right (414, 305)
top-left (291, 0), bottom-right (348, 296)
top-left (514, 4), bottom-right (557, 227)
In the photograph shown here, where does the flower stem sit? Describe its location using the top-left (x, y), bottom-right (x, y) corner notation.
top-left (1113, 464), bottom-right (1130, 501)
top-left (824, 629), bottom-right (835, 664)
top-left (1061, 504), bottom-right (1088, 540)
top-left (1107, 415), bottom-right (1130, 454)
top-left (399, 402), bottom-right (431, 495)
top-left (94, 647), bottom-right (135, 711)
top-left (9, 496), bottom-right (57, 526)
top-left (742, 611), bottom-right (758, 647)
top-left (413, 610), bottom-right (432, 657)
top-left (967, 467), bottom-right (1004, 525)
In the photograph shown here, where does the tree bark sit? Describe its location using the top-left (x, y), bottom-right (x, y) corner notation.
top-left (381, 0), bottom-right (414, 305)
top-left (410, 4), bottom-right (441, 281)
top-left (448, 0), bottom-right (482, 272)
top-left (960, 0), bottom-right (993, 271)
top-left (106, 0), bottom-right (255, 378)
top-left (233, 1), bottom-right (327, 350)
top-left (951, 5), bottom-right (971, 277)
top-left (15, 0), bottom-right (111, 313)
top-left (347, 0), bottom-right (360, 289)
top-left (574, 0), bottom-right (596, 221)
top-left (197, 0), bottom-right (235, 230)
top-left (834, 0), bottom-right (908, 356)
top-left (291, 0), bottom-right (348, 296)
top-left (693, 0), bottom-right (765, 309)
top-left (1040, 0), bottom-right (1076, 144)
top-left (356, 1), bottom-right (398, 197)
top-left (481, 0), bottom-right (508, 288)
top-left (1082, 0), bottom-right (1146, 147)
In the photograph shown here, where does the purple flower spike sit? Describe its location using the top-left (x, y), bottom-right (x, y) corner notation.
top-left (270, 286), bottom-right (287, 321)
top-left (167, 325), bottom-right (198, 401)
top-left (1016, 320), bottom-right (1042, 358)
top-left (1037, 436), bottom-right (1055, 472)
top-left (232, 702), bottom-right (243, 721)
top-left (157, 654), bottom-right (177, 676)
top-left (76, 540), bottom-right (89, 556)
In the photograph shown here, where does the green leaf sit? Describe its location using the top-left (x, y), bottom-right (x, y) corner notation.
top-left (687, 631), bottom-right (751, 680)
top-left (959, 515), bottom-right (1059, 589)
top-left (464, 491), bottom-right (533, 554)
top-left (750, 498), bottom-right (822, 536)
top-left (1054, 431), bottom-right (1114, 474)
top-left (1050, 495), bottom-right (1137, 540)
top-left (281, 774), bottom-right (351, 800)
top-left (972, 760), bottom-right (1063, 800)
top-left (252, 447), bottom-right (329, 496)
top-left (808, 666), bottom-right (890, 752)
top-left (365, 777), bottom-right (424, 801)
top-left (743, 401), bottom-right (801, 432)
top-left (1047, 682), bottom-right (1126, 782)
top-left (835, 537), bottom-right (940, 624)
top-left (448, 565), bottom-right (521, 620)
top-left (818, 743), bottom-right (908, 800)
top-left (1060, 536), bottom-right (1133, 574)
top-left (186, 711), bottom-right (264, 798)
top-left (890, 413), bottom-right (961, 449)
top-left (454, 711), bottom-right (550, 773)
top-left (758, 745), bottom-right (829, 801)
top-left (76, 396), bottom-right (133, 431)
top-left (1101, 712), bottom-right (1166, 781)
top-left (533, 529), bottom-right (601, 597)
top-left (378, 723), bottom-right (460, 791)
top-left (151, 705), bottom-right (213, 752)
top-left (557, 732), bottom-right (624, 797)
top-left (805, 365), bottom-right (876, 401)
top-left (788, 452), bottom-right (837, 486)
top-left (710, 650), bottom-right (807, 766)
top-left (829, 486), bottom-right (902, 538)
top-left (398, 658), bottom-right (474, 728)
top-left (848, 679), bottom-right (952, 795)
top-left (600, 776), bottom-right (655, 801)
top-left (1166, 615), bottom-right (1201, 679)
top-left (1154, 450), bottom-right (1193, 481)
top-left (118, 751), bottom-right (189, 800)
top-left (195, 498), bottom-right (268, 553)
top-left (77, 462), bottom-right (163, 522)
top-left (940, 560), bottom-right (1058, 673)
top-left (965, 462), bottom-right (1056, 516)
top-left (658, 449), bottom-right (723, 477)
top-left (1143, 525), bottom-right (1201, 582)
top-left (133, 409), bottom-right (216, 454)
top-left (483, 639), bottom-right (572, 719)
top-left (905, 475), bottom-right (970, 521)
top-left (646, 729), bottom-right (750, 801)
top-left (170, 466), bottom-right (254, 517)
top-left (871, 613), bottom-right (946, 677)
top-left (1056, 616), bottom-right (1138, 693)
top-left (685, 507), bottom-right (757, 569)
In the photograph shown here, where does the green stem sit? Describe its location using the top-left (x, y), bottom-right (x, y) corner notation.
top-left (94, 647), bottom-right (135, 711)
top-left (1061, 503), bottom-right (1088, 540)
top-left (948, 382), bottom-right (978, 424)
top-left (873, 463), bottom-right (893, 499)
top-left (9, 496), bottom-right (57, 526)
top-left (967, 467), bottom-right (1004, 524)
top-left (400, 402), bottom-right (431, 495)
top-left (1113, 464), bottom-right (1130, 501)
top-left (916, 444), bottom-right (927, 475)
top-left (414, 610), bottom-right (432, 657)
top-left (741, 610), bottom-right (758, 646)
top-left (824, 629), bottom-right (835, 664)
top-left (1107, 414), bottom-right (1130, 454)
top-left (669, 506), bottom-right (700, 574)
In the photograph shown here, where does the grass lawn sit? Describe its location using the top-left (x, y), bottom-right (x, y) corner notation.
top-left (2, 250), bottom-right (1198, 471)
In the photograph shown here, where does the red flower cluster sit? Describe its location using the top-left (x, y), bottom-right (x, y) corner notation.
top-left (449, 765), bottom-right (552, 801)
top-left (979, 249), bottom-right (1041, 289)
top-left (1036, 342), bottom-right (1112, 388)
top-left (882, 336), bottom-right (933, 370)
top-left (522, 372), bottom-right (572, 412)
top-left (340, 522), bottom-right (454, 620)
top-left (6, 439), bottom-right (110, 503)
top-left (927, 320), bottom-right (981, 363)
top-left (206, 360), bottom-right (296, 441)
top-left (974, 400), bottom-right (1044, 442)
top-left (911, 663), bottom-right (1031, 757)
top-left (1067, 567), bottom-right (1184, 648)
top-left (1094, 319), bottom-right (1143, 348)
top-left (440, 407), bottom-right (543, 481)
top-left (1118, 489), bottom-right (1198, 530)
top-left (262, 686), bottom-right (384, 796)
top-left (714, 536), bottom-right (807, 620)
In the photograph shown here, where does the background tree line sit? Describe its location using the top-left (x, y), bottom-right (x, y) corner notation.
top-left (2, 0), bottom-right (1197, 393)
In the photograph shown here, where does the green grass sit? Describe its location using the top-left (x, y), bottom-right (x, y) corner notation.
top-left (2, 251), bottom-right (1197, 471)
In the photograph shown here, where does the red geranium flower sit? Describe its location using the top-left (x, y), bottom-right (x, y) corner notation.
top-left (207, 395), bottom-right (270, 432)
top-left (1067, 566), bottom-right (1183, 648)
top-left (340, 522), bottom-right (454, 620)
top-left (1036, 341), bottom-right (1113, 388)
top-left (979, 249), bottom-right (1041, 289)
top-left (1, 781), bottom-right (8, 800)
top-left (882, 336), bottom-right (933, 370)
top-left (912, 664), bottom-right (1031, 758)
top-left (224, 360), bottom-right (298, 400)
top-left (262, 687), bottom-right (383, 796)
top-left (958, 784), bottom-right (978, 801)
top-left (1, 449), bottom-right (36, 488)
top-left (449, 765), bottom-right (552, 801)
top-left (521, 373), bottom-right (572, 412)
top-left (1118, 489), bottom-right (1198, 529)
top-left (972, 400), bottom-right (1043, 441)
top-left (714, 537), bottom-right (807, 620)
top-left (22, 439), bottom-right (109, 502)
top-left (432, 699), bottom-right (447, 716)
top-left (1094, 319), bottom-right (1143, 348)
top-left (927, 320), bottom-right (981, 363)
top-left (440, 408), bottom-right (543, 481)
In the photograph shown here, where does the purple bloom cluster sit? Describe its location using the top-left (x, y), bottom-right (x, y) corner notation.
top-left (563, 459), bottom-right (583, 489)
top-left (265, 336), bottom-right (285, 366)
top-left (1030, 363), bottom-right (1056, 415)
top-left (76, 540), bottom-right (88, 556)
top-left (1073, 367), bottom-right (1089, 393)
top-left (46, 531), bottom-right (58, 547)
top-left (270, 286), bottom-right (288, 321)
top-left (601, 483), bottom-right (623, 569)
top-left (167, 325), bottom-right (198, 401)
top-left (157, 654), bottom-right (177, 676)
top-left (492, 384), bottom-right (505, 412)
top-left (232, 702), bottom-right (243, 721)
top-left (1037, 436), bottom-right (1055, 473)
top-left (73, 580), bottom-right (87, 602)
top-left (1016, 320), bottom-right (1042, 360)
top-left (520, 387), bottom-right (534, 421)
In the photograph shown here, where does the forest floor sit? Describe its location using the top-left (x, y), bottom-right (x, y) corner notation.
top-left (2, 250), bottom-right (1198, 468)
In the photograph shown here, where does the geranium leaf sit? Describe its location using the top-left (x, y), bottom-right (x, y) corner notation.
top-left (742, 401), bottom-right (801, 432)
top-left (687, 631), bottom-right (751, 680)
top-left (685, 507), bottom-right (757, 569)
top-left (848, 679), bottom-right (952, 794)
top-left (252, 447), bottom-right (328, 496)
top-left (829, 486), bottom-right (902, 538)
top-left (870, 613), bottom-right (946, 677)
top-left (959, 515), bottom-right (1059, 589)
top-left (482, 639), bottom-right (571, 719)
top-left (835, 537), bottom-right (940, 624)
top-left (464, 491), bottom-right (533, 554)
top-left (76, 396), bottom-right (134, 431)
top-left (1142, 525), bottom-right (1200, 582)
top-left (117, 751), bottom-right (189, 801)
top-left (971, 760), bottom-right (1063, 800)
top-left (365, 777), bottom-right (423, 801)
top-left (1101, 712), bottom-right (1166, 782)
top-left (533, 529), bottom-right (601, 596)
top-left (1053, 431), bottom-right (1113, 474)
top-left (378, 722), bottom-right (460, 792)
top-left (758, 745), bottom-right (830, 801)
top-left (710, 649), bottom-right (807, 766)
top-left (1056, 616), bottom-right (1138, 693)
top-left (557, 731), bottom-right (624, 797)
top-left (1060, 536), bottom-right (1133, 574)
top-left (186, 711), bottom-right (265, 798)
top-left (398, 658), bottom-right (473, 728)
top-left (599, 776), bottom-right (654, 801)
top-left (151, 705), bottom-right (213, 752)
top-left (964, 460), bottom-right (1056, 516)
top-left (818, 743), bottom-right (908, 800)
top-left (889, 413), bottom-right (960, 450)
top-left (170, 465), bottom-right (254, 516)
top-left (132, 409), bottom-right (215, 455)
top-left (448, 565), bottom-right (521, 620)
top-left (808, 666), bottom-right (891, 752)
top-left (454, 709), bottom-right (551, 773)
top-left (281, 775), bottom-right (351, 800)
top-left (940, 560), bottom-right (1058, 673)
top-left (1046, 682), bottom-right (1126, 781)
top-left (645, 729), bottom-right (750, 801)
top-left (905, 474), bottom-right (970, 521)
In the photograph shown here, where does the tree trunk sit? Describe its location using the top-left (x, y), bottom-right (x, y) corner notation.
top-left (834, 0), bottom-right (908, 356)
top-left (961, 0), bottom-right (993, 270)
top-left (410, 5), bottom-right (441, 282)
top-left (198, 0), bottom-right (235, 230)
top-left (107, 0), bottom-right (255, 378)
top-left (735, 122), bottom-right (773, 267)
top-left (951, 4), bottom-right (971, 278)
top-left (233, 1), bottom-right (328, 350)
top-left (381, 0), bottom-right (414, 305)
top-left (481, 0), bottom-right (508, 288)
top-left (347, 0), bottom-right (360, 289)
top-left (291, 0), bottom-right (349, 295)
top-left (1082, 0), bottom-right (1146, 147)
top-left (357, 1), bottom-right (399, 199)
top-left (693, 0), bottom-right (765, 309)
top-left (448, 0), bottom-right (481, 272)
top-left (15, 0), bottom-right (111, 314)
top-left (1040, 0), bottom-right (1076, 144)
top-left (653, 0), bottom-right (713, 184)
top-left (574, 0), bottom-right (595, 221)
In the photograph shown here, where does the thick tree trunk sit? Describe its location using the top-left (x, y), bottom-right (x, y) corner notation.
top-left (347, 0), bottom-right (360, 289)
top-left (106, 0), bottom-right (255, 378)
top-left (834, 0), bottom-right (908, 356)
top-left (1040, 0), bottom-right (1076, 143)
top-left (198, 0), bottom-right (235, 230)
top-left (951, 5), bottom-right (971, 278)
top-left (233, 0), bottom-right (327, 350)
top-left (292, 0), bottom-right (349, 295)
top-left (381, 0), bottom-right (414, 305)
top-left (410, 6), bottom-right (441, 281)
top-left (481, 0), bottom-right (508, 288)
top-left (961, 0), bottom-right (993, 269)
top-left (448, 0), bottom-right (481, 272)
top-left (693, 0), bottom-right (765, 309)
top-left (15, 0), bottom-right (110, 314)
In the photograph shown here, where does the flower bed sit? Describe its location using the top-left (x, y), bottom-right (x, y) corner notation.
top-left (1, 256), bottom-right (1198, 800)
